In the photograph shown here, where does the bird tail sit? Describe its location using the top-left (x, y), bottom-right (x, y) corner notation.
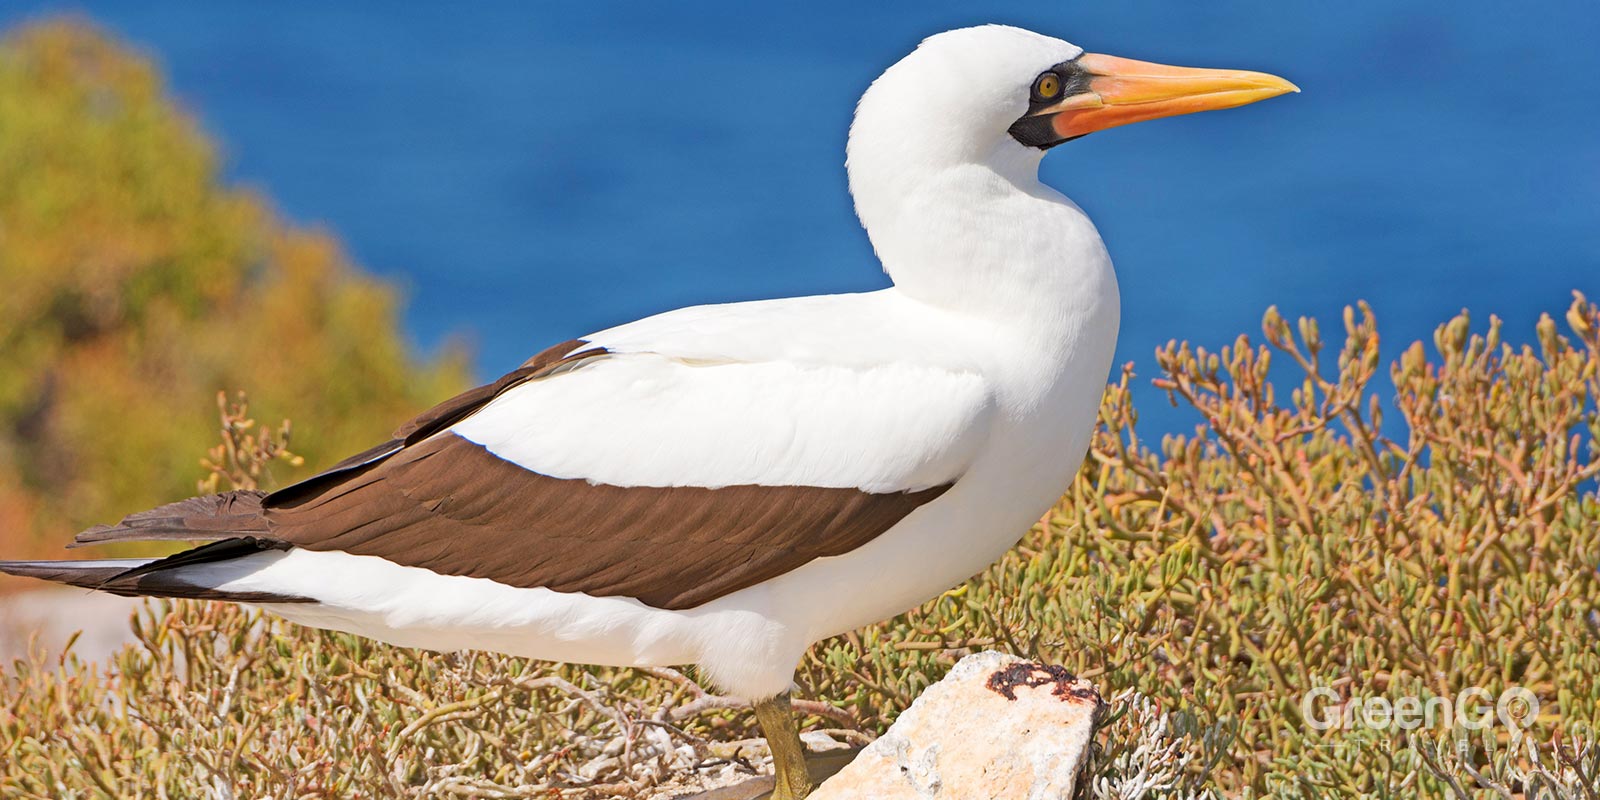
top-left (0, 491), bottom-right (312, 604)
top-left (0, 558), bottom-right (156, 593)
top-left (0, 558), bottom-right (310, 604)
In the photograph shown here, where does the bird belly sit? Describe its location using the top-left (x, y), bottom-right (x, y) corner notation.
top-left (204, 549), bottom-right (717, 674)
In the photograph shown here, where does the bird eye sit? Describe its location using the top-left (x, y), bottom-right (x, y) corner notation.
top-left (1033, 73), bottom-right (1061, 100)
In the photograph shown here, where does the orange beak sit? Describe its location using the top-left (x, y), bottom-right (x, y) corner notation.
top-left (1037, 53), bottom-right (1298, 139)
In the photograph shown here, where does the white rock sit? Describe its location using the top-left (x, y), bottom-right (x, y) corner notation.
top-left (810, 651), bottom-right (1101, 800)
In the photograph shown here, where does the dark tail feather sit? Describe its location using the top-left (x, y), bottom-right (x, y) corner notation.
top-left (0, 558), bottom-right (152, 592)
top-left (3, 489), bottom-right (313, 603)
top-left (0, 541), bottom-right (314, 604)
top-left (71, 490), bottom-right (270, 547)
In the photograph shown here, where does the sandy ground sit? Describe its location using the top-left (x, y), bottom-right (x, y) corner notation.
top-left (0, 588), bottom-right (144, 666)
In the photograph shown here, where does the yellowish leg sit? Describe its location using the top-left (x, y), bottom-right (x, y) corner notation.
top-left (753, 692), bottom-right (814, 800)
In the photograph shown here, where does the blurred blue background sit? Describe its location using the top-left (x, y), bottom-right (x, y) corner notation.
top-left (2, 1), bottom-right (1596, 434)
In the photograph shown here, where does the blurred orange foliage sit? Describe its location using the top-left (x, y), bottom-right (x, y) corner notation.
top-left (0, 19), bottom-right (470, 564)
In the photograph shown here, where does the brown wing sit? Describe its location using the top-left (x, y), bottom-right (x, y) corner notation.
top-left (265, 431), bottom-right (950, 610)
top-left (70, 336), bottom-right (951, 610)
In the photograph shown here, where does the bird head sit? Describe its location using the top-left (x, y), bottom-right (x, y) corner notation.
top-left (848, 25), bottom-right (1297, 176)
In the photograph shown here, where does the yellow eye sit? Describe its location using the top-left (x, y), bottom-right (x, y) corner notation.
top-left (1034, 73), bottom-right (1061, 100)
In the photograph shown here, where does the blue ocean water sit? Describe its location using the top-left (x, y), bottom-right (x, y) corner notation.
top-left (3, 2), bottom-right (1597, 435)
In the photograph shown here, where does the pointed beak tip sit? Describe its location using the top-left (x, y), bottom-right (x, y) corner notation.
top-left (1241, 71), bottom-right (1298, 99)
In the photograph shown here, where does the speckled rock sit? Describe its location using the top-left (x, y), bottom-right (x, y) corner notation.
top-left (809, 651), bottom-right (1102, 800)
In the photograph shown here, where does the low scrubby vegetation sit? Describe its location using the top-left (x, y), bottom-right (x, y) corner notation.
top-left (2, 13), bottom-right (1598, 800)
top-left (2, 296), bottom-right (1596, 798)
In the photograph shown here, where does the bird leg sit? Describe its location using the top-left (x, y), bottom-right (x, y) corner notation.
top-left (753, 691), bottom-right (814, 799)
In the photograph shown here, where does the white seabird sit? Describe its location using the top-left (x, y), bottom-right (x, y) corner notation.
top-left (0, 25), bottom-right (1295, 798)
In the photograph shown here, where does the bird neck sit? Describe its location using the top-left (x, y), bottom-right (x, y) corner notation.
top-left (849, 142), bottom-right (1120, 340)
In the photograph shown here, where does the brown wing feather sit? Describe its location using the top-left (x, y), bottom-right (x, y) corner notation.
top-left (265, 432), bottom-right (951, 610)
top-left (72, 491), bottom-right (270, 546)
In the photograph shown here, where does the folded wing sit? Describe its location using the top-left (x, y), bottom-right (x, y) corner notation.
top-left (37, 333), bottom-right (994, 610)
